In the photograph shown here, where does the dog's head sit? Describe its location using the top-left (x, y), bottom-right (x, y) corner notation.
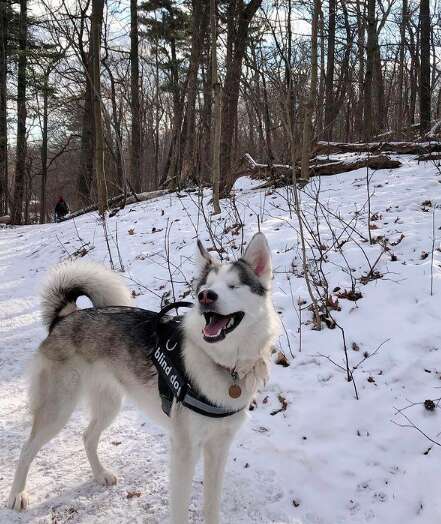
top-left (185, 233), bottom-right (278, 365)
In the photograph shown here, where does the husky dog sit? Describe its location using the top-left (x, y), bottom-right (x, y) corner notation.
top-left (8, 232), bottom-right (279, 524)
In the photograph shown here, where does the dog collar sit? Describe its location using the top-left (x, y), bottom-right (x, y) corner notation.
top-left (150, 302), bottom-right (244, 419)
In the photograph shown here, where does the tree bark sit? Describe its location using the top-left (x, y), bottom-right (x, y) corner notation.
top-left (40, 72), bottom-right (49, 224)
top-left (11, 0), bottom-right (27, 225)
top-left (419, 0), bottom-right (431, 133)
top-left (181, 0), bottom-right (208, 185)
top-left (78, 55), bottom-right (95, 204)
top-left (355, 0), bottom-right (366, 140)
top-left (363, 0), bottom-right (376, 141)
top-left (220, 0), bottom-right (262, 195)
top-left (90, 0), bottom-right (107, 215)
top-left (210, 0), bottom-right (221, 215)
top-left (324, 0), bottom-right (336, 139)
top-left (130, 0), bottom-right (141, 192)
top-left (0, 0), bottom-right (7, 216)
top-left (300, 0), bottom-right (319, 181)
top-left (397, 0), bottom-right (408, 134)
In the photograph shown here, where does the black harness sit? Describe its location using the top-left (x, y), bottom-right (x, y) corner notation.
top-left (150, 301), bottom-right (243, 419)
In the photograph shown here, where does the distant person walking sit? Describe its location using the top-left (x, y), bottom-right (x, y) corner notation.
top-left (54, 196), bottom-right (69, 222)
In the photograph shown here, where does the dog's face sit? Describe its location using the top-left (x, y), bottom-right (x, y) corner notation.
top-left (185, 233), bottom-right (277, 365)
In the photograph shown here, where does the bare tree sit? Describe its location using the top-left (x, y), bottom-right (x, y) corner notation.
top-left (0, 0), bottom-right (7, 216)
top-left (324, 0), bottom-right (336, 140)
top-left (419, 0), bottom-right (431, 134)
top-left (90, 0), bottom-right (107, 215)
top-left (210, 0), bottom-right (221, 215)
top-left (396, 0), bottom-right (408, 134)
top-left (220, 0), bottom-right (262, 194)
top-left (11, 0), bottom-right (27, 224)
top-left (130, 0), bottom-right (141, 192)
top-left (300, 0), bottom-right (320, 181)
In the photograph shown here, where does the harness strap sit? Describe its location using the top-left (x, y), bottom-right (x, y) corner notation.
top-left (156, 301), bottom-right (194, 319)
top-left (151, 301), bottom-right (243, 419)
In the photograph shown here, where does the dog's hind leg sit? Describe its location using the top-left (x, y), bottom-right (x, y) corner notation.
top-left (8, 360), bottom-right (81, 511)
top-left (83, 380), bottom-right (122, 486)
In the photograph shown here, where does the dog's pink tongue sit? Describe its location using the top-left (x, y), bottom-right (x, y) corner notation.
top-left (204, 316), bottom-right (229, 337)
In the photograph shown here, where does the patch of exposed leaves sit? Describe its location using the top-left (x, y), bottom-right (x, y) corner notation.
top-left (223, 222), bottom-right (243, 236)
top-left (275, 351), bottom-right (290, 367)
top-left (360, 271), bottom-right (383, 285)
top-left (127, 491), bottom-right (142, 499)
top-left (326, 295), bottom-right (341, 311)
top-left (270, 394), bottom-right (288, 416)
top-left (336, 289), bottom-right (363, 301)
top-left (421, 200), bottom-right (433, 212)
top-left (424, 399), bottom-right (436, 411)
top-left (390, 233), bottom-right (405, 246)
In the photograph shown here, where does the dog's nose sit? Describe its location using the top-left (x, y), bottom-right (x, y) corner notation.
top-left (198, 289), bottom-right (218, 305)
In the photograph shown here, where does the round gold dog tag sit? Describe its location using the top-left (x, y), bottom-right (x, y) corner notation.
top-left (228, 384), bottom-right (242, 399)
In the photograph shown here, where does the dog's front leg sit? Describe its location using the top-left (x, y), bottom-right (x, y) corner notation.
top-left (202, 431), bottom-right (235, 524)
top-left (169, 430), bottom-right (200, 524)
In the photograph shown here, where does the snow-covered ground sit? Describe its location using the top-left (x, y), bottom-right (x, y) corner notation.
top-left (1, 156), bottom-right (441, 524)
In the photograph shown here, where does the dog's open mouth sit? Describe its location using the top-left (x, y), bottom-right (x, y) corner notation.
top-left (202, 311), bottom-right (244, 343)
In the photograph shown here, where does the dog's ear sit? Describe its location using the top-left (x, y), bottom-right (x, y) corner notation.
top-left (242, 233), bottom-right (272, 286)
top-left (196, 239), bottom-right (214, 269)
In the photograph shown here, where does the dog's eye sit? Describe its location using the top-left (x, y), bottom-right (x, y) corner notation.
top-left (228, 284), bottom-right (239, 289)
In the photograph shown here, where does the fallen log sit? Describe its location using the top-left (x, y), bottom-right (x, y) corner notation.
top-left (235, 153), bottom-right (401, 188)
top-left (64, 189), bottom-right (169, 221)
top-left (416, 152), bottom-right (441, 162)
top-left (314, 141), bottom-right (441, 156)
top-left (312, 155), bottom-right (401, 176)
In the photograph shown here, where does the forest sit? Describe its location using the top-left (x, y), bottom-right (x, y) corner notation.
top-left (0, 0), bottom-right (439, 224)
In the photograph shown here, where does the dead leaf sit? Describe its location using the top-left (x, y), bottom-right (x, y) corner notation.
top-left (127, 491), bottom-right (142, 499)
top-left (275, 351), bottom-right (290, 367)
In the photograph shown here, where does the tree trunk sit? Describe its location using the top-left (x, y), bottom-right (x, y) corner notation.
top-left (300, 0), bottom-right (319, 181)
top-left (210, 0), bottom-right (221, 215)
top-left (130, 0), bottom-right (141, 192)
top-left (78, 55), bottom-right (95, 204)
top-left (373, 35), bottom-right (385, 131)
top-left (220, 0), bottom-right (262, 195)
top-left (419, 0), bottom-right (430, 134)
top-left (397, 0), bottom-right (407, 134)
top-left (11, 0), bottom-right (27, 225)
top-left (102, 57), bottom-right (124, 194)
top-left (324, 0), bottom-right (336, 140)
top-left (355, 0), bottom-right (366, 140)
top-left (363, 0), bottom-right (376, 141)
top-left (200, 49), bottom-right (212, 182)
top-left (181, 0), bottom-right (208, 185)
top-left (90, 0), bottom-right (107, 215)
top-left (0, 0), bottom-right (7, 216)
top-left (40, 73), bottom-right (49, 224)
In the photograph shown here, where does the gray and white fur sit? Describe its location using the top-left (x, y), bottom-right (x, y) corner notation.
top-left (7, 233), bottom-right (280, 524)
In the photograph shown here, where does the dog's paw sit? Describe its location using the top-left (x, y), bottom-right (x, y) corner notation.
top-left (7, 491), bottom-right (29, 511)
top-left (95, 469), bottom-right (117, 487)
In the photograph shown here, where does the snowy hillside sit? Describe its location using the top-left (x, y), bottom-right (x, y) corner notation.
top-left (1, 156), bottom-right (441, 524)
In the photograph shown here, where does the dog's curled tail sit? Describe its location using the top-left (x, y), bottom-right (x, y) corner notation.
top-left (41, 260), bottom-right (133, 330)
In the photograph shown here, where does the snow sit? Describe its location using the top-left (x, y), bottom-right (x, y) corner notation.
top-left (1, 156), bottom-right (441, 523)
